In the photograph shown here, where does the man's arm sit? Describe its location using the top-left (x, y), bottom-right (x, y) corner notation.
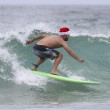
top-left (62, 41), bottom-right (85, 63)
top-left (26, 34), bottom-right (47, 45)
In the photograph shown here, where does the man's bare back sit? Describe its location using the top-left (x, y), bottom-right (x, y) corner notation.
top-left (37, 35), bottom-right (64, 48)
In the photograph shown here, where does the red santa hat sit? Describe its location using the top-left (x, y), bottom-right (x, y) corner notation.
top-left (59, 27), bottom-right (70, 35)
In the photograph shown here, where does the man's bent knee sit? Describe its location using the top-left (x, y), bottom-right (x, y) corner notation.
top-left (57, 53), bottom-right (63, 59)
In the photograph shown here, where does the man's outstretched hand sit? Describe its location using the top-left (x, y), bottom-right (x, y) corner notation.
top-left (26, 40), bottom-right (33, 45)
top-left (78, 58), bottom-right (85, 63)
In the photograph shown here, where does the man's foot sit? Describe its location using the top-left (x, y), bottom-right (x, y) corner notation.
top-left (31, 64), bottom-right (39, 71)
top-left (51, 71), bottom-right (60, 76)
top-left (31, 66), bottom-right (37, 71)
top-left (51, 73), bottom-right (60, 76)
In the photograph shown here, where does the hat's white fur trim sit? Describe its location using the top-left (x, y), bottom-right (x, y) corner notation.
top-left (59, 31), bottom-right (70, 35)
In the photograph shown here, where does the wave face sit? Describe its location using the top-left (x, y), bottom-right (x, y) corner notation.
top-left (0, 5), bottom-right (110, 109)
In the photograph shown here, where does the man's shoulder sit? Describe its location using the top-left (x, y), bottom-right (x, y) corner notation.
top-left (40, 34), bottom-right (49, 37)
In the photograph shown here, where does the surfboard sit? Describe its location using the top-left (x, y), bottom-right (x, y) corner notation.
top-left (32, 71), bottom-right (100, 85)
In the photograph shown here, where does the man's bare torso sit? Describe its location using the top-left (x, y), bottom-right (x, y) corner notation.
top-left (26, 33), bottom-right (85, 64)
top-left (37, 35), bottom-right (64, 48)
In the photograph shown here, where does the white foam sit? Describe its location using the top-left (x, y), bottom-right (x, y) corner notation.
top-left (0, 48), bottom-right (47, 87)
top-left (70, 31), bottom-right (110, 38)
top-left (0, 22), bottom-right (55, 45)
top-left (99, 38), bottom-right (110, 44)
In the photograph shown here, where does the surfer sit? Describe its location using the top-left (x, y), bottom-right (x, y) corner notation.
top-left (26, 27), bottom-right (85, 75)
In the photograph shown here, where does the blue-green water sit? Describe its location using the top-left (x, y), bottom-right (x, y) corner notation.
top-left (0, 5), bottom-right (110, 110)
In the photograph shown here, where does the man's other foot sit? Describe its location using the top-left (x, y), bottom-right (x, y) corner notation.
top-left (31, 66), bottom-right (37, 71)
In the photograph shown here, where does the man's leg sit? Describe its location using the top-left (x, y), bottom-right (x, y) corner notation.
top-left (51, 53), bottom-right (63, 75)
top-left (31, 58), bottom-right (46, 70)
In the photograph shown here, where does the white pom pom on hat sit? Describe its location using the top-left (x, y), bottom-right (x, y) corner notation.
top-left (59, 27), bottom-right (70, 35)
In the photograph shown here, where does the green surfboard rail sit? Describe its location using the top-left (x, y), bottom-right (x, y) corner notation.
top-left (32, 71), bottom-right (100, 85)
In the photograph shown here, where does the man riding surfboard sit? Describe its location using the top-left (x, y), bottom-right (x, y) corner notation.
top-left (26, 27), bottom-right (85, 75)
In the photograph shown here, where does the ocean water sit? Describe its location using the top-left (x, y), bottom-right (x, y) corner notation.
top-left (0, 5), bottom-right (110, 110)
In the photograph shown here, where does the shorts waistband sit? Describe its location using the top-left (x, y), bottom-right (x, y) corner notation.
top-left (33, 44), bottom-right (52, 51)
